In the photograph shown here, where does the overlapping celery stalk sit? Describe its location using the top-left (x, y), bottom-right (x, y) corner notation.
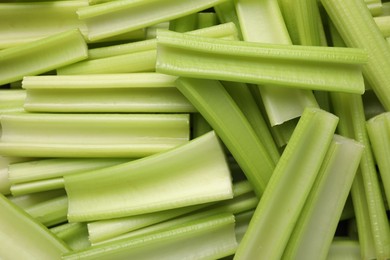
top-left (0, 156), bottom-right (31, 195)
top-left (51, 222), bottom-right (90, 251)
top-left (77, 0), bottom-right (228, 41)
top-left (0, 113), bottom-right (189, 158)
top-left (234, 107), bottom-right (338, 260)
top-left (0, 90), bottom-right (25, 113)
top-left (156, 30), bottom-right (367, 94)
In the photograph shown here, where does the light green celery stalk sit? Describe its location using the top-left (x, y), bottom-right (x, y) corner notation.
top-left (22, 73), bottom-right (195, 113)
top-left (57, 22), bottom-right (238, 75)
top-left (175, 78), bottom-right (275, 197)
top-left (234, 210), bottom-right (254, 244)
top-left (169, 13), bottom-right (198, 32)
top-left (0, 156), bottom-right (31, 195)
top-left (282, 135), bottom-right (364, 260)
top-left (326, 239), bottom-right (362, 260)
top-left (64, 131), bottom-right (233, 222)
top-left (0, 194), bottom-right (70, 259)
top-left (51, 222), bottom-right (91, 251)
top-left (214, 0), bottom-right (243, 38)
top-left (330, 92), bottom-right (390, 259)
top-left (156, 30), bottom-right (367, 94)
top-left (234, 107), bottom-right (338, 260)
top-left (11, 179), bottom-right (65, 196)
top-left (8, 189), bottom-right (66, 209)
top-left (197, 12), bottom-right (218, 29)
top-left (0, 90), bottom-right (26, 113)
top-left (0, 0), bottom-right (88, 49)
top-left (321, 0), bottom-right (390, 111)
top-left (234, 0), bottom-right (319, 126)
top-left (0, 29), bottom-right (88, 86)
top-left (0, 113), bottom-right (189, 158)
top-left (365, 0), bottom-right (383, 17)
top-left (63, 213), bottom-right (237, 260)
top-left (77, 0), bottom-right (228, 41)
top-left (366, 112), bottom-right (390, 208)
top-left (374, 16), bottom-right (390, 37)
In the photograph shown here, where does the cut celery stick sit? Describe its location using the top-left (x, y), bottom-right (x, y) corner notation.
top-left (0, 90), bottom-right (26, 113)
top-left (0, 113), bottom-right (189, 158)
top-left (214, 0), bottom-right (243, 38)
top-left (156, 30), bottom-right (367, 94)
top-left (22, 73), bottom-right (195, 113)
top-left (374, 16), bottom-right (390, 37)
top-left (0, 29), bottom-right (88, 86)
top-left (65, 131), bottom-right (233, 222)
top-left (0, 156), bottom-right (31, 195)
top-left (326, 239), bottom-right (362, 260)
top-left (234, 107), bottom-right (338, 260)
top-left (63, 213), bottom-right (237, 260)
top-left (175, 78), bottom-right (275, 197)
top-left (283, 135), bottom-right (364, 260)
top-left (77, 0), bottom-right (228, 41)
top-left (11, 178), bottom-right (64, 196)
top-left (51, 222), bottom-right (91, 251)
top-left (197, 12), bottom-right (218, 29)
top-left (0, 194), bottom-right (70, 259)
top-left (321, 0), bottom-right (390, 110)
top-left (169, 13), bottom-right (198, 32)
top-left (0, 1), bottom-right (88, 49)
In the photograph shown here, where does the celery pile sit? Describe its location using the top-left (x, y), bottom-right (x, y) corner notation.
top-left (0, 0), bottom-right (390, 259)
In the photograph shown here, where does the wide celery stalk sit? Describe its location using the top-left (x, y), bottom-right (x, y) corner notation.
top-left (0, 113), bottom-right (189, 158)
top-left (234, 107), bottom-right (338, 260)
top-left (157, 30), bottom-right (367, 94)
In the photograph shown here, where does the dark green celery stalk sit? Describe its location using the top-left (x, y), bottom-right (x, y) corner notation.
top-left (191, 113), bottom-right (212, 139)
top-left (234, 107), bottom-right (338, 260)
top-left (175, 78), bottom-right (275, 197)
top-left (214, 0), bottom-right (243, 38)
top-left (169, 13), bottom-right (198, 32)
top-left (197, 12), bottom-right (218, 29)
top-left (0, 194), bottom-right (70, 259)
top-left (51, 222), bottom-right (90, 251)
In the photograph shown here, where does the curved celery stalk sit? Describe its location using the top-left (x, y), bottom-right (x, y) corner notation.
top-left (175, 78), bottom-right (275, 197)
top-left (11, 178), bottom-right (65, 196)
top-left (0, 29), bottom-right (88, 86)
top-left (51, 222), bottom-right (91, 251)
top-left (0, 113), bottom-right (189, 158)
top-left (321, 0), bottom-right (390, 110)
top-left (283, 135), bottom-right (364, 260)
top-left (77, 0), bottom-right (227, 41)
top-left (0, 194), bottom-right (70, 259)
top-left (0, 90), bottom-right (26, 114)
top-left (64, 131), bottom-right (233, 222)
top-left (156, 30), bottom-right (367, 94)
top-left (234, 107), bottom-right (338, 260)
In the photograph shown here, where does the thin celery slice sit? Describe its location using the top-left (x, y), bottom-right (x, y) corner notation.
top-left (0, 194), bottom-right (70, 259)
top-left (0, 89), bottom-right (26, 113)
top-left (64, 131), bottom-right (233, 222)
top-left (77, 0), bottom-right (228, 41)
top-left (175, 78), bottom-right (275, 197)
top-left (283, 135), bottom-right (364, 260)
top-left (326, 240), bottom-right (361, 260)
top-left (234, 107), bottom-right (338, 260)
top-left (0, 113), bottom-right (189, 158)
top-left (63, 213), bottom-right (237, 260)
top-left (156, 30), bottom-right (367, 94)
top-left (321, 0), bottom-right (390, 110)
top-left (11, 178), bottom-right (64, 195)
top-left (0, 29), bottom-right (88, 86)
top-left (51, 222), bottom-right (91, 251)
top-left (374, 16), bottom-right (390, 37)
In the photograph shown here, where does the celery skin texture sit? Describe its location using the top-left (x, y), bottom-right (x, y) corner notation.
top-left (234, 107), bottom-right (338, 260)
top-left (11, 178), bottom-right (65, 196)
top-left (0, 89), bottom-right (26, 113)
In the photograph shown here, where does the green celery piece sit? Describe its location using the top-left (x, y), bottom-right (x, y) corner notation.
top-left (156, 30), bottom-right (367, 94)
top-left (145, 22), bottom-right (170, 39)
top-left (374, 16), bottom-right (390, 38)
top-left (191, 113), bottom-right (212, 138)
top-left (11, 178), bottom-right (64, 196)
top-left (0, 156), bottom-right (31, 195)
top-left (327, 239), bottom-right (362, 260)
top-left (366, 112), bottom-right (390, 208)
top-left (197, 12), bottom-right (218, 29)
top-left (0, 113), bottom-right (189, 158)
top-left (234, 107), bottom-right (338, 260)
top-left (169, 13), bottom-right (198, 32)
top-left (234, 210), bottom-right (254, 244)
top-left (234, 0), bottom-right (319, 126)
top-left (0, 193), bottom-right (70, 259)
top-left (63, 213), bottom-right (237, 260)
top-left (0, 89), bottom-right (26, 113)
top-left (214, 0), bottom-right (243, 38)
top-left (321, 0), bottom-right (390, 110)
top-left (0, 1), bottom-right (88, 49)
top-left (283, 135), bottom-right (364, 260)
top-left (0, 29), bottom-right (88, 86)
top-left (64, 131), bottom-right (233, 222)
top-left (175, 78), bottom-right (275, 197)
top-left (8, 189), bottom-right (66, 209)
top-left (22, 73), bottom-right (195, 113)
top-left (77, 0), bottom-right (228, 41)
top-left (51, 222), bottom-right (91, 251)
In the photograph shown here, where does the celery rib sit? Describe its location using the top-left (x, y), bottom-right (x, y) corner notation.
top-left (11, 178), bottom-right (64, 196)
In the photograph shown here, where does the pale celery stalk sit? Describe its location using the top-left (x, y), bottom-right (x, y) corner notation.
top-left (63, 213), bottom-right (237, 260)
top-left (8, 189), bottom-right (66, 209)
top-left (366, 112), bottom-right (390, 207)
top-left (156, 30), bottom-right (367, 94)
top-left (234, 107), bottom-right (338, 260)
top-left (145, 22), bottom-right (170, 39)
top-left (0, 156), bottom-right (31, 195)
top-left (51, 222), bottom-right (91, 251)
top-left (64, 131), bottom-right (233, 222)
top-left (0, 29), bottom-right (88, 86)
top-left (169, 13), bottom-right (198, 32)
top-left (197, 12), bottom-right (218, 29)
top-left (0, 113), bottom-right (189, 158)
top-left (11, 178), bottom-right (65, 196)
top-left (321, 0), bottom-right (390, 111)
top-left (175, 78), bottom-right (275, 197)
top-left (214, 0), bottom-right (243, 38)
top-left (0, 194), bottom-right (70, 259)
top-left (374, 16), bottom-right (390, 37)
top-left (0, 1), bottom-right (88, 49)
top-left (22, 73), bottom-right (195, 113)
top-left (234, 0), bottom-right (319, 126)
top-left (0, 90), bottom-right (26, 113)
top-left (77, 0), bottom-right (228, 41)
top-left (283, 135), bottom-right (364, 260)
top-left (327, 240), bottom-right (362, 260)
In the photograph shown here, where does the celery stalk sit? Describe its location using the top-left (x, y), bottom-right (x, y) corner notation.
top-left (197, 12), bottom-right (218, 29)
top-left (0, 113), bottom-right (189, 158)
top-left (77, 0), bottom-right (228, 41)
top-left (234, 107), bottom-right (338, 260)
top-left (156, 30), bottom-right (367, 94)
top-left (169, 13), bottom-right (198, 32)
top-left (11, 178), bottom-right (65, 196)
top-left (374, 16), bottom-right (390, 37)
top-left (8, 189), bottom-right (66, 209)
top-left (51, 222), bottom-right (91, 251)
top-left (64, 131), bottom-right (233, 222)
top-left (0, 90), bottom-right (26, 113)
top-left (214, 0), bottom-right (243, 38)
top-left (0, 156), bottom-right (31, 195)
top-left (0, 29), bottom-right (88, 86)
top-left (0, 194), bottom-right (70, 259)
top-left (326, 240), bottom-right (362, 260)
